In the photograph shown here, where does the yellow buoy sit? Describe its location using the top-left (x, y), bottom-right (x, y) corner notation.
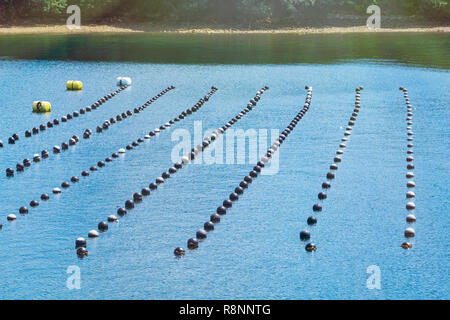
top-left (32, 101), bottom-right (51, 113)
top-left (66, 80), bottom-right (83, 90)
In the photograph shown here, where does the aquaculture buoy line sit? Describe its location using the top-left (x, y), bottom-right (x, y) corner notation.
top-left (4, 86), bottom-right (174, 178)
top-left (75, 86), bottom-right (269, 256)
top-left (0, 86), bottom-right (218, 241)
top-left (74, 87), bottom-right (218, 256)
top-left (399, 87), bottom-right (416, 249)
top-left (0, 86), bottom-right (128, 150)
top-left (298, 87), bottom-right (364, 253)
top-left (0, 88), bottom-right (217, 235)
top-left (72, 86), bottom-right (274, 257)
top-left (92, 85), bottom-right (175, 135)
top-left (173, 86), bottom-right (313, 256)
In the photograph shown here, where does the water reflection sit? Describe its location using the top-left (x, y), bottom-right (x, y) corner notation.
top-left (0, 32), bottom-right (448, 68)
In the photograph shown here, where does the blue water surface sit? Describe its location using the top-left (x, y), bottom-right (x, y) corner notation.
top-left (0, 60), bottom-right (448, 299)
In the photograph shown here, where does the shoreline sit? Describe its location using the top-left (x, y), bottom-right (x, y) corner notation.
top-left (0, 25), bottom-right (449, 35)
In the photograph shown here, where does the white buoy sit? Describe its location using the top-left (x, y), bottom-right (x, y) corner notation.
top-left (88, 230), bottom-right (99, 238)
top-left (118, 148), bottom-right (126, 154)
top-left (116, 77), bottom-right (132, 86)
top-left (7, 214), bottom-right (16, 221)
top-left (181, 156), bottom-right (190, 165)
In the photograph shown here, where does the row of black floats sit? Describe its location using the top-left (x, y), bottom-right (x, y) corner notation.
top-left (92, 86), bottom-right (175, 135)
top-left (6, 86), bottom-right (173, 178)
top-left (74, 86), bottom-right (218, 257)
top-left (174, 86), bottom-right (312, 256)
top-left (106, 85), bottom-right (270, 258)
top-left (400, 87), bottom-right (416, 249)
top-left (3, 86), bottom-right (176, 229)
top-left (299, 87), bottom-right (364, 253)
top-left (2, 85), bottom-right (128, 150)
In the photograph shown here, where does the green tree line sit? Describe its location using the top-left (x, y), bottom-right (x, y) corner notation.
top-left (1, 0), bottom-right (448, 25)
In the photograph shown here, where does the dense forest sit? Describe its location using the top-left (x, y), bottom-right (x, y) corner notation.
top-left (0, 0), bottom-right (448, 26)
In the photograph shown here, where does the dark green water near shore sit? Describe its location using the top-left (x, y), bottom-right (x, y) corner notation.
top-left (0, 32), bottom-right (449, 68)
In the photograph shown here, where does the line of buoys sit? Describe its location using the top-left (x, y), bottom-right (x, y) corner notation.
top-left (108, 85), bottom-right (268, 243)
top-left (66, 80), bottom-right (83, 91)
top-left (2, 85), bottom-right (181, 229)
top-left (4, 86), bottom-right (173, 178)
top-left (175, 86), bottom-right (311, 255)
top-left (177, 86), bottom-right (268, 170)
top-left (93, 86), bottom-right (175, 136)
top-left (1, 86), bottom-right (127, 153)
top-left (6, 134), bottom-right (81, 178)
top-left (399, 87), bottom-right (416, 250)
top-left (299, 87), bottom-right (364, 253)
top-left (72, 87), bottom-right (218, 255)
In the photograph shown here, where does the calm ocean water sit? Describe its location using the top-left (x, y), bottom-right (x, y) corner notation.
top-left (0, 33), bottom-right (448, 299)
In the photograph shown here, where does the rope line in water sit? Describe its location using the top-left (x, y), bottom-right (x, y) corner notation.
top-left (173, 86), bottom-right (313, 256)
top-left (1, 86), bottom-right (128, 149)
top-left (93, 86), bottom-right (175, 135)
top-left (399, 87), bottom-right (416, 249)
top-left (299, 86), bottom-right (364, 253)
top-left (76, 86), bottom-right (267, 257)
top-left (3, 87), bottom-right (216, 231)
top-left (5, 86), bottom-right (174, 178)
top-left (4, 88), bottom-right (217, 231)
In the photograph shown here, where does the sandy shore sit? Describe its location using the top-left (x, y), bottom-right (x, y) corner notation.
top-left (0, 24), bottom-right (448, 35)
